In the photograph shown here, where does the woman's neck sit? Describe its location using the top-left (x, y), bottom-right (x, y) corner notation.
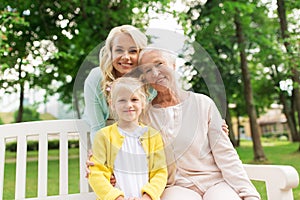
top-left (152, 88), bottom-right (188, 108)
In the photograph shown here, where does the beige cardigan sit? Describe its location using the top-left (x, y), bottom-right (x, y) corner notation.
top-left (144, 92), bottom-right (260, 200)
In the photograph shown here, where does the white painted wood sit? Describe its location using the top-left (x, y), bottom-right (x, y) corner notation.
top-left (15, 134), bottom-right (27, 199)
top-left (244, 164), bottom-right (299, 200)
top-left (59, 131), bottom-right (69, 195)
top-left (38, 133), bottom-right (48, 197)
top-left (0, 138), bottom-right (5, 200)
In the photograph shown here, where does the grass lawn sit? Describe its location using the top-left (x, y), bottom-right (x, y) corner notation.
top-left (3, 148), bottom-right (80, 199)
top-left (236, 139), bottom-right (300, 200)
top-left (2, 139), bottom-right (300, 200)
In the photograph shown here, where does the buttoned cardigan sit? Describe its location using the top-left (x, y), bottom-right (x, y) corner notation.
top-left (88, 122), bottom-right (168, 200)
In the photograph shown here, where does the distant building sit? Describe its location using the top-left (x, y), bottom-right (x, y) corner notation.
top-left (257, 104), bottom-right (290, 137)
top-left (231, 104), bottom-right (290, 140)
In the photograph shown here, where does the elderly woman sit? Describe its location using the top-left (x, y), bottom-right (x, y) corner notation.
top-left (134, 47), bottom-right (260, 200)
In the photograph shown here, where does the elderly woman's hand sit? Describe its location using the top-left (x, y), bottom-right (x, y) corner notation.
top-left (222, 120), bottom-right (229, 135)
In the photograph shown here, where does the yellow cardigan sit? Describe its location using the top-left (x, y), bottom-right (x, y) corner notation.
top-left (88, 122), bottom-right (168, 200)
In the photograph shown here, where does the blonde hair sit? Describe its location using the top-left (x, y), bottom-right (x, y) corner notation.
top-left (100, 25), bottom-right (147, 96)
top-left (109, 77), bottom-right (148, 120)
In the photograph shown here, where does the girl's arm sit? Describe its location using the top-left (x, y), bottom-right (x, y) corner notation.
top-left (88, 131), bottom-right (124, 200)
top-left (141, 130), bottom-right (168, 200)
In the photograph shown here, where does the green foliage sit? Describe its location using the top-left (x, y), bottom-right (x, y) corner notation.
top-left (0, 0), bottom-right (171, 119)
top-left (13, 107), bottom-right (40, 122)
top-left (0, 117), bottom-right (3, 125)
top-left (5, 139), bottom-right (79, 152)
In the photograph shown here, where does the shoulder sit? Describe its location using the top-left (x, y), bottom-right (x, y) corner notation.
top-left (191, 92), bottom-right (214, 104)
top-left (85, 67), bottom-right (103, 84)
top-left (143, 125), bottom-right (162, 140)
top-left (100, 123), bottom-right (117, 134)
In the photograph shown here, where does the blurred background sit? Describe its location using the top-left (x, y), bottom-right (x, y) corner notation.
top-left (0, 0), bottom-right (300, 160)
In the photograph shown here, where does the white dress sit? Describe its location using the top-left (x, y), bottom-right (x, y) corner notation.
top-left (114, 126), bottom-right (149, 198)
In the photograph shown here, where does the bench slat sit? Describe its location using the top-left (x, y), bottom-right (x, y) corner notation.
top-left (0, 138), bottom-right (5, 200)
top-left (59, 131), bottom-right (69, 195)
top-left (38, 133), bottom-right (48, 197)
top-left (15, 135), bottom-right (27, 199)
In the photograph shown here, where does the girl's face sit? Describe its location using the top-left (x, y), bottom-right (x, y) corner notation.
top-left (111, 33), bottom-right (139, 77)
top-left (112, 87), bottom-right (144, 124)
top-left (140, 51), bottom-right (175, 92)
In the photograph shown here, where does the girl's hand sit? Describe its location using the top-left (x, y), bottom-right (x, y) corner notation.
top-left (115, 195), bottom-right (125, 200)
top-left (141, 193), bottom-right (152, 200)
top-left (110, 174), bottom-right (116, 186)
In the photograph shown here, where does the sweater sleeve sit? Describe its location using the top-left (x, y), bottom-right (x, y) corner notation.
top-left (88, 131), bottom-right (124, 200)
top-left (207, 99), bottom-right (260, 200)
top-left (82, 67), bottom-right (109, 143)
top-left (141, 131), bottom-right (168, 200)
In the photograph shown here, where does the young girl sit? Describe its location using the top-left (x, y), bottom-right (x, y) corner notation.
top-left (88, 77), bottom-right (168, 200)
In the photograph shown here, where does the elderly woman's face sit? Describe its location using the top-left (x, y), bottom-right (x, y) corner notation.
top-left (139, 50), bottom-right (175, 91)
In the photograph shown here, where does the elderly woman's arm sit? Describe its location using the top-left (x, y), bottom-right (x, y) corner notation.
top-left (208, 99), bottom-right (260, 200)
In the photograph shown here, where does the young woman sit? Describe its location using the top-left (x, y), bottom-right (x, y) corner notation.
top-left (88, 77), bottom-right (167, 200)
top-left (83, 25), bottom-right (147, 143)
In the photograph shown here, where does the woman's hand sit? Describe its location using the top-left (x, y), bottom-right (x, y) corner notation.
top-left (222, 120), bottom-right (229, 135)
top-left (85, 150), bottom-right (116, 186)
top-left (85, 149), bottom-right (94, 178)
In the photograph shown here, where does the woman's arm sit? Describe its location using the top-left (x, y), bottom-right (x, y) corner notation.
top-left (208, 100), bottom-right (260, 199)
top-left (83, 67), bottom-right (109, 143)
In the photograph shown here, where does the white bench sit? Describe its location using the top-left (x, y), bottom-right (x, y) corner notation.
top-left (0, 120), bottom-right (299, 200)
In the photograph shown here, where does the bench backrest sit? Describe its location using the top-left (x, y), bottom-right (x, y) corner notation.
top-left (0, 119), bottom-right (96, 199)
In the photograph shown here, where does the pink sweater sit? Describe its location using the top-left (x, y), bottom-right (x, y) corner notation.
top-left (144, 92), bottom-right (260, 200)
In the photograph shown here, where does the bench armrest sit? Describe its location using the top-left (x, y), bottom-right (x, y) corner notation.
top-left (243, 164), bottom-right (299, 200)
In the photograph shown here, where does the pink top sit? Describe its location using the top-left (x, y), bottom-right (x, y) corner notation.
top-left (144, 92), bottom-right (260, 199)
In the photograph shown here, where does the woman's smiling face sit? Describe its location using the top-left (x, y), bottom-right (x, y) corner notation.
top-left (111, 33), bottom-right (139, 77)
top-left (139, 50), bottom-right (176, 92)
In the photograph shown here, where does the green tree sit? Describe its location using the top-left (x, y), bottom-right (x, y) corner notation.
top-left (0, 0), bottom-right (171, 121)
top-left (276, 0), bottom-right (300, 142)
top-left (13, 106), bottom-right (40, 122)
top-left (177, 0), bottom-right (273, 161)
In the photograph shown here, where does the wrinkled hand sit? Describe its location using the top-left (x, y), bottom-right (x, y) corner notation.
top-left (85, 149), bottom-right (94, 178)
top-left (222, 120), bottom-right (229, 135)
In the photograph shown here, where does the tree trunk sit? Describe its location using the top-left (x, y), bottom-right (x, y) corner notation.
top-left (277, 0), bottom-right (300, 142)
top-left (16, 63), bottom-right (24, 123)
top-left (226, 103), bottom-right (237, 147)
top-left (236, 110), bottom-right (241, 147)
top-left (234, 10), bottom-right (267, 161)
top-left (73, 92), bottom-right (81, 119)
top-left (279, 92), bottom-right (300, 141)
